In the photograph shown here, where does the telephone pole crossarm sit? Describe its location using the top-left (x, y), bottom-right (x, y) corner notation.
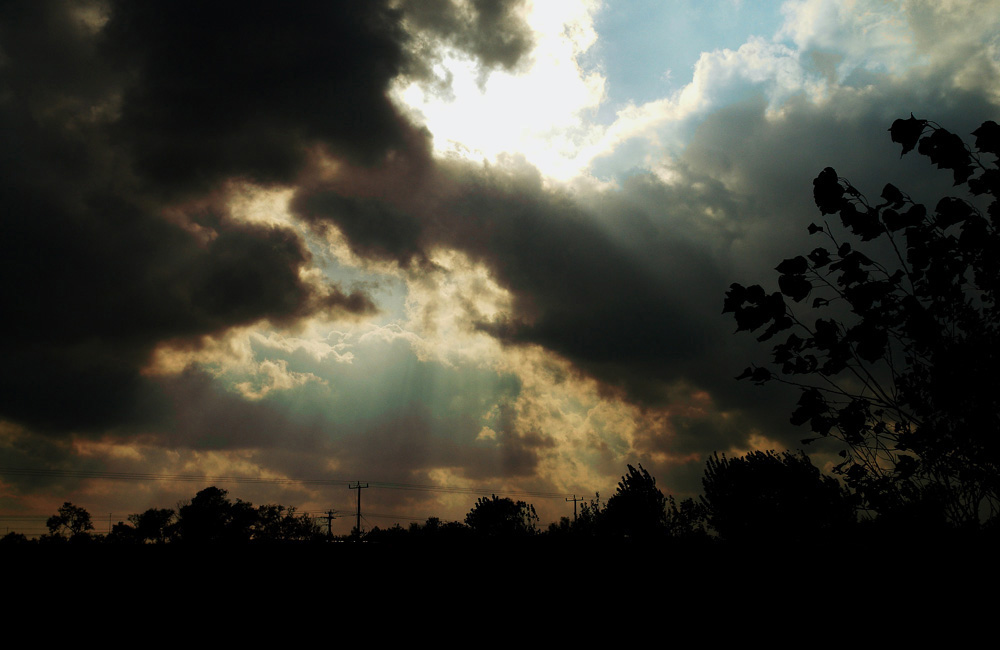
top-left (566, 494), bottom-right (585, 521)
top-left (348, 482), bottom-right (369, 537)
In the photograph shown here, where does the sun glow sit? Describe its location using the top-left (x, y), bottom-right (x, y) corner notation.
top-left (393, 2), bottom-right (606, 182)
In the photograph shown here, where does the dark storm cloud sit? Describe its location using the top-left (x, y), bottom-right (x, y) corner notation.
top-left (1, 0), bottom-right (537, 436)
top-left (442, 166), bottom-right (721, 399)
top-left (401, 0), bottom-right (534, 77)
top-left (295, 192), bottom-right (429, 267)
top-left (100, 0), bottom-right (417, 195)
top-left (0, 0), bottom-right (438, 433)
top-left (0, 183), bottom-right (377, 431)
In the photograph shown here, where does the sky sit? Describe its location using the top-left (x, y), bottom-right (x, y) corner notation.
top-left (2, 0), bottom-right (999, 536)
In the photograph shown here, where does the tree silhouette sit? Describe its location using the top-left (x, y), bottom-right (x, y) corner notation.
top-left (252, 503), bottom-right (321, 542)
top-left (569, 493), bottom-right (604, 537)
top-left (724, 116), bottom-right (1000, 526)
top-left (603, 464), bottom-right (668, 539)
top-left (665, 495), bottom-right (709, 541)
top-left (700, 451), bottom-right (854, 545)
top-left (173, 486), bottom-right (256, 544)
top-left (128, 508), bottom-right (176, 544)
top-left (45, 502), bottom-right (94, 541)
top-left (0, 531), bottom-right (28, 545)
top-left (465, 494), bottom-right (538, 538)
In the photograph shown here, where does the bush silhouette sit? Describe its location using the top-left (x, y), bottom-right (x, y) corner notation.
top-left (465, 494), bottom-right (538, 538)
top-left (700, 451), bottom-right (854, 545)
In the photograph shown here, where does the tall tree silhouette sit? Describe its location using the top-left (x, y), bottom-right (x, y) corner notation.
top-left (603, 464), bottom-right (668, 539)
top-left (724, 116), bottom-right (1000, 526)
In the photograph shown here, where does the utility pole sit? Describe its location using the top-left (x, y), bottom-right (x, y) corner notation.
top-left (322, 509), bottom-right (337, 539)
top-left (349, 482), bottom-right (368, 538)
top-left (566, 494), bottom-right (585, 521)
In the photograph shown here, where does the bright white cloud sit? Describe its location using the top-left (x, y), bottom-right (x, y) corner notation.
top-left (393, 1), bottom-right (607, 181)
top-left (583, 0), bottom-right (1000, 181)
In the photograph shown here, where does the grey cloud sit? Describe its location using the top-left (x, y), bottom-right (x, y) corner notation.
top-left (401, 0), bottom-right (534, 84)
top-left (148, 369), bottom-right (334, 452)
top-left (99, 0), bottom-right (417, 194)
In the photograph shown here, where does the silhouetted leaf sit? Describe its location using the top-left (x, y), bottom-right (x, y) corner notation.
top-left (776, 256), bottom-right (809, 275)
top-left (838, 400), bottom-right (869, 444)
top-left (895, 455), bottom-right (919, 480)
top-left (881, 183), bottom-right (906, 207)
top-left (918, 128), bottom-right (974, 184)
top-left (840, 204), bottom-right (882, 240)
top-left (812, 319), bottom-right (840, 350)
top-left (758, 315), bottom-right (793, 342)
top-left (850, 321), bottom-right (888, 362)
top-left (959, 213), bottom-right (988, 250)
top-left (881, 208), bottom-right (905, 232)
top-left (935, 197), bottom-right (975, 228)
top-left (779, 273), bottom-right (812, 302)
top-left (972, 120), bottom-right (1000, 155)
top-left (808, 247), bottom-right (831, 268)
top-left (790, 388), bottom-right (826, 426)
top-left (722, 283), bottom-right (747, 314)
top-left (813, 167), bottom-right (845, 215)
top-left (889, 114), bottom-right (926, 156)
top-left (905, 203), bottom-right (927, 224)
top-left (747, 284), bottom-right (766, 303)
top-left (733, 305), bottom-right (769, 333)
top-left (967, 168), bottom-right (1000, 197)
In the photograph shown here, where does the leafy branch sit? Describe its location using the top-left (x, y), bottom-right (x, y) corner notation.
top-left (724, 115), bottom-right (1000, 525)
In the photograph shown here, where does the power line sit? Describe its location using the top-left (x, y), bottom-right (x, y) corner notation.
top-left (0, 466), bottom-right (577, 500)
top-left (361, 512), bottom-right (426, 522)
top-left (0, 467), bottom-right (351, 487)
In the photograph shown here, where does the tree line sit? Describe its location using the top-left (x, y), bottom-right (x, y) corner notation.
top-left (5, 446), bottom-right (989, 549)
top-left (2, 485), bottom-right (324, 545)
